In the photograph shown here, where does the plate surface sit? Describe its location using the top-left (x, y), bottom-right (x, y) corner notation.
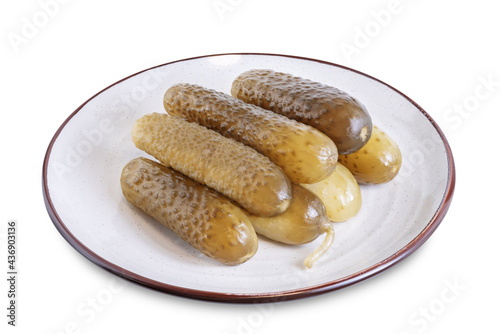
top-left (42, 53), bottom-right (455, 302)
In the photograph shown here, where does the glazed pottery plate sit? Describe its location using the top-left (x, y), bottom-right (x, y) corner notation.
top-left (42, 53), bottom-right (455, 302)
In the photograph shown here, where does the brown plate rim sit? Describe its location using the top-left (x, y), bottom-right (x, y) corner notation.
top-left (42, 52), bottom-right (456, 303)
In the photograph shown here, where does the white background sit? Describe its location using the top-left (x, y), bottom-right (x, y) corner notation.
top-left (1, 0), bottom-right (499, 333)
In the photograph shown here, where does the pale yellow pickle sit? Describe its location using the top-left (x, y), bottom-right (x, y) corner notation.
top-left (302, 163), bottom-right (361, 222)
top-left (338, 126), bottom-right (402, 184)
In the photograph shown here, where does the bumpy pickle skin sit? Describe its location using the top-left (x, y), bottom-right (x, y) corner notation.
top-left (231, 69), bottom-right (372, 155)
top-left (247, 184), bottom-right (335, 268)
top-left (120, 158), bottom-right (258, 265)
top-left (132, 113), bottom-right (291, 217)
top-left (301, 163), bottom-right (361, 222)
top-left (338, 126), bottom-right (402, 184)
top-left (164, 83), bottom-right (337, 184)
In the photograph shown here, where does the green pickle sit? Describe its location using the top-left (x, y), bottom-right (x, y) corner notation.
top-left (248, 184), bottom-right (335, 268)
top-left (132, 113), bottom-right (292, 217)
top-left (120, 157), bottom-right (258, 265)
top-left (163, 83), bottom-right (337, 184)
top-left (231, 69), bottom-right (372, 155)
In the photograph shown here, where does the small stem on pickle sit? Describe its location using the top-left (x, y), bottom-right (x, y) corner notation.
top-left (304, 222), bottom-right (335, 269)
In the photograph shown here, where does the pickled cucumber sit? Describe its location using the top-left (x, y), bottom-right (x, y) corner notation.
top-left (338, 126), bottom-right (401, 184)
top-left (231, 69), bottom-right (372, 154)
top-left (247, 184), bottom-right (335, 268)
top-left (163, 83), bottom-right (337, 184)
top-left (132, 113), bottom-right (291, 217)
top-left (302, 163), bottom-right (361, 222)
top-left (120, 157), bottom-right (258, 265)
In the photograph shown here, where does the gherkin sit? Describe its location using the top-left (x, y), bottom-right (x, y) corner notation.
top-left (231, 69), bottom-right (372, 155)
top-left (132, 113), bottom-right (291, 217)
top-left (247, 184), bottom-right (335, 269)
top-left (120, 157), bottom-right (258, 265)
top-left (338, 126), bottom-right (402, 184)
top-left (163, 83), bottom-right (338, 184)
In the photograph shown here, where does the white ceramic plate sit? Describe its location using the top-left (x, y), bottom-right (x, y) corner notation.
top-left (43, 53), bottom-right (455, 302)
